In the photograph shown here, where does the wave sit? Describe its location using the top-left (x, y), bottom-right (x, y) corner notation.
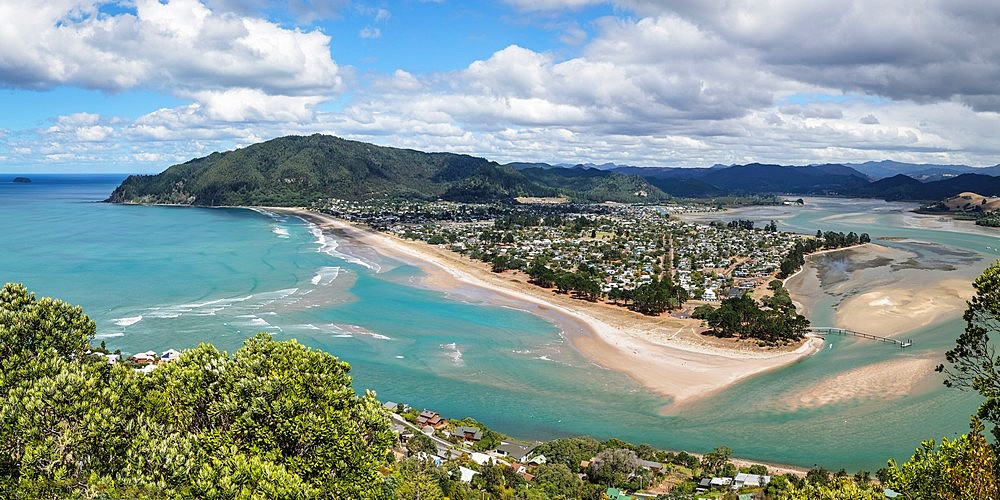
top-left (308, 224), bottom-right (381, 272)
top-left (338, 323), bottom-right (391, 340)
top-left (441, 342), bottom-right (464, 365)
top-left (272, 226), bottom-right (290, 238)
top-left (311, 266), bottom-right (342, 286)
top-left (145, 288), bottom-right (299, 319)
top-left (95, 332), bottom-right (125, 339)
top-left (112, 315), bottom-right (143, 327)
top-left (248, 207), bottom-right (287, 222)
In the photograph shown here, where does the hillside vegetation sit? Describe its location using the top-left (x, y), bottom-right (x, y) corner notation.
top-left (107, 135), bottom-right (668, 206)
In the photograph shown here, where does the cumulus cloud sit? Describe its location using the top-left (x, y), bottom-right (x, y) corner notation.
top-left (621, 0), bottom-right (1000, 111)
top-left (6, 0), bottom-right (1000, 171)
top-left (0, 0), bottom-right (341, 125)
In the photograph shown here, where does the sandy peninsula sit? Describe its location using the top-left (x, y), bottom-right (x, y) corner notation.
top-left (272, 208), bottom-right (824, 407)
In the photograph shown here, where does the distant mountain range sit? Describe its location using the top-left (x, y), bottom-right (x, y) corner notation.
top-left (107, 134), bottom-right (1000, 206)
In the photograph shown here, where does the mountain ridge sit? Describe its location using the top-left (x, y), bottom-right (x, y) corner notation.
top-left (108, 134), bottom-right (1000, 205)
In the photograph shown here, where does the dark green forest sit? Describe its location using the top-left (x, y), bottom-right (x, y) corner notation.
top-left (106, 134), bottom-right (670, 206)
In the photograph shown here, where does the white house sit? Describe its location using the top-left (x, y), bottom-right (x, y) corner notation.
top-left (457, 466), bottom-right (478, 483)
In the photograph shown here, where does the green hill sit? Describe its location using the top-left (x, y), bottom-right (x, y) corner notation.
top-left (107, 135), bottom-right (666, 206)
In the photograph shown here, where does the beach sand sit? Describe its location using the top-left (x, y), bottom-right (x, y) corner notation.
top-left (272, 208), bottom-right (825, 407)
top-left (778, 357), bottom-right (940, 412)
top-left (835, 279), bottom-right (972, 337)
top-left (787, 243), bottom-right (976, 338)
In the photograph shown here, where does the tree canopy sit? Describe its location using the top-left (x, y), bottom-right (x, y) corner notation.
top-left (0, 283), bottom-right (394, 498)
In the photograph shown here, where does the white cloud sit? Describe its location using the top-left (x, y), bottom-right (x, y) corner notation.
top-left (359, 27), bottom-right (381, 39)
top-left (0, 0), bottom-right (341, 120)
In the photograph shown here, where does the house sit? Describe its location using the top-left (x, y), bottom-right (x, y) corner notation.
top-left (495, 442), bottom-right (532, 462)
top-left (130, 350), bottom-right (156, 364)
top-left (160, 349), bottom-right (181, 362)
top-left (416, 452), bottom-right (443, 467)
top-left (509, 462), bottom-right (534, 482)
top-left (606, 487), bottom-right (633, 500)
top-left (710, 477), bottom-right (732, 488)
top-left (418, 410), bottom-right (447, 430)
top-left (732, 473), bottom-right (770, 489)
top-left (527, 454), bottom-right (547, 465)
top-left (702, 288), bottom-right (718, 301)
top-left (382, 401), bottom-right (398, 411)
top-left (457, 466), bottom-right (478, 483)
top-left (637, 459), bottom-right (665, 473)
top-left (105, 353), bottom-right (120, 364)
top-left (469, 452), bottom-right (493, 466)
top-left (454, 426), bottom-right (483, 443)
top-left (135, 363), bottom-right (157, 374)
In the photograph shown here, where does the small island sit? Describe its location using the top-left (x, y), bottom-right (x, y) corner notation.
top-left (12, 177), bottom-right (31, 183)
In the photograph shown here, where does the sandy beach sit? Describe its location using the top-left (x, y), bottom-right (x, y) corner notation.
top-left (272, 208), bottom-right (825, 407)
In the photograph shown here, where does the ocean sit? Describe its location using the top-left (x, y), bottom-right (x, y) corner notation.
top-left (0, 176), bottom-right (987, 470)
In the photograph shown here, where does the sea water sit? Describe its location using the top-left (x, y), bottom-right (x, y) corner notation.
top-left (0, 178), bottom-right (985, 470)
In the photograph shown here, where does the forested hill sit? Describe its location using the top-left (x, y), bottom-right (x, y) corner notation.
top-left (106, 134), bottom-right (668, 206)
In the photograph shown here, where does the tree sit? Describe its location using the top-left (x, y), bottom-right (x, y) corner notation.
top-left (881, 417), bottom-right (998, 499)
top-left (700, 446), bottom-right (732, 476)
top-left (407, 433), bottom-right (437, 457)
top-left (533, 463), bottom-right (582, 498)
top-left (937, 260), bottom-right (1000, 440)
top-left (530, 436), bottom-right (600, 471)
top-left (0, 285), bottom-right (396, 499)
top-left (588, 448), bottom-right (639, 486)
top-left (0, 282), bottom-right (95, 363)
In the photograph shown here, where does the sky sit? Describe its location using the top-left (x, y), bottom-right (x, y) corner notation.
top-left (2, 1), bottom-right (1000, 173)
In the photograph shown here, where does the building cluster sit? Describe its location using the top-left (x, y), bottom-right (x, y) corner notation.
top-left (88, 348), bottom-right (182, 374)
top-left (322, 198), bottom-right (804, 301)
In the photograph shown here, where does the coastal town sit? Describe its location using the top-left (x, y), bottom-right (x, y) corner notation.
top-left (321, 198), bottom-right (802, 306)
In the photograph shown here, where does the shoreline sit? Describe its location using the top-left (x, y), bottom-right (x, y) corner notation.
top-left (269, 207), bottom-right (825, 408)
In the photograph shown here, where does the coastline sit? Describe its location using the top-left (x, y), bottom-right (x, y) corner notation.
top-left (270, 207), bottom-right (824, 408)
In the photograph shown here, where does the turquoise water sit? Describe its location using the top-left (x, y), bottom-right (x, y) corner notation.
top-left (0, 179), bottom-right (989, 471)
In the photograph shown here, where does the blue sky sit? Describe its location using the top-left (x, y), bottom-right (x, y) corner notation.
top-left (2, 1), bottom-right (1000, 173)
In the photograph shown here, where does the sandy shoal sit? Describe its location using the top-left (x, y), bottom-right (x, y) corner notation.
top-left (271, 208), bottom-right (824, 406)
top-left (793, 243), bottom-right (976, 337)
top-left (778, 357), bottom-right (940, 412)
top-left (835, 278), bottom-right (972, 337)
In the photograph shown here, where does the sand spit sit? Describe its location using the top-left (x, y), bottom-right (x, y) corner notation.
top-left (268, 208), bottom-right (824, 406)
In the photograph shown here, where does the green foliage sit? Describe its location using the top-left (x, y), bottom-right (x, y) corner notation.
top-left (407, 433), bottom-right (438, 457)
top-left (0, 282), bottom-right (95, 363)
top-left (531, 436), bottom-right (601, 472)
top-left (0, 285), bottom-right (394, 498)
top-left (108, 134), bottom-right (669, 206)
top-left (588, 448), bottom-right (639, 487)
top-left (880, 417), bottom-right (999, 499)
top-left (702, 294), bottom-right (809, 344)
top-left (532, 463), bottom-right (582, 498)
top-left (627, 276), bottom-right (688, 315)
top-left (938, 259), bottom-right (1000, 440)
top-left (699, 446), bottom-right (733, 476)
